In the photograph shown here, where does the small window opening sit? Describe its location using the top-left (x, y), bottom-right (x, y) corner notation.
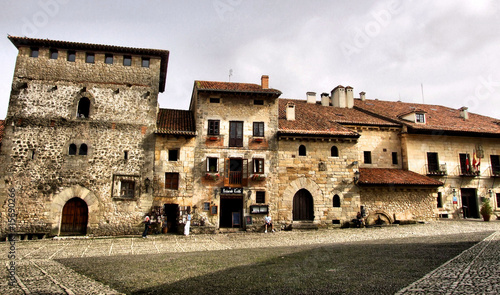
top-left (105, 54), bottom-right (113, 64)
top-left (256, 191), bottom-right (266, 203)
top-left (210, 98), bottom-right (220, 103)
top-left (299, 145), bottom-right (306, 156)
top-left (124, 150), bottom-right (128, 160)
top-left (333, 194), bottom-right (341, 207)
top-left (207, 157), bottom-right (218, 172)
top-left (69, 144), bottom-right (77, 155)
top-left (416, 113), bottom-right (425, 123)
top-left (85, 53), bottom-right (95, 63)
top-left (141, 57), bottom-right (150, 68)
top-left (30, 47), bottom-right (39, 58)
top-left (254, 99), bottom-right (264, 105)
top-left (29, 150), bottom-right (35, 160)
top-left (77, 97), bottom-right (90, 118)
top-left (123, 56), bottom-right (132, 66)
top-left (363, 151), bottom-right (372, 164)
top-left (67, 51), bottom-right (76, 62)
top-left (50, 49), bottom-right (58, 59)
top-left (120, 180), bottom-right (135, 198)
top-left (331, 146), bottom-right (339, 157)
top-left (79, 144), bottom-right (88, 156)
top-left (437, 192), bottom-right (443, 208)
top-left (392, 152), bottom-right (398, 165)
top-left (169, 149), bottom-right (179, 161)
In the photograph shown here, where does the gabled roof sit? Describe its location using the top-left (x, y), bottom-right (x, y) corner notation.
top-left (156, 109), bottom-right (195, 136)
top-left (195, 81), bottom-right (281, 96)
top-left (0, 120), bottom-right (4, 144)
top-left (8, 36), bottom-right (170, 92)
top-left (278, 99), bottom-right (361, 138)
top-left (355, 99), bottom-right (500, 136)
top-left (358, 168), bottom-right (443, 187)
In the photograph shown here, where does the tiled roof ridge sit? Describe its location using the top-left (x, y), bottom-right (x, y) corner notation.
top-left (195, 80), bottom-right (282, 94)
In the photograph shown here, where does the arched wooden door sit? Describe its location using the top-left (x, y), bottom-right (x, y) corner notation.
top-left (60, 197), bottom-right (88, 235)
top-left (293, 189), bottom-right (314, 221)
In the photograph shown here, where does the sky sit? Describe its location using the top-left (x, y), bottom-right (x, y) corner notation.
top-left (1, 0), bottom-right (500, 119)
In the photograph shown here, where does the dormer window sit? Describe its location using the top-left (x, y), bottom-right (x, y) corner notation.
top-left (416, 113), bottom-right (425, 123)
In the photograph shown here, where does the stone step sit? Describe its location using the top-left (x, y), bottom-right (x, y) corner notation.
top-left (290, 221), bottom-right (319, 230)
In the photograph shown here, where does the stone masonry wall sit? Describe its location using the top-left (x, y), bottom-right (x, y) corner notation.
top-left (277, 139), bottom-right (360, 227)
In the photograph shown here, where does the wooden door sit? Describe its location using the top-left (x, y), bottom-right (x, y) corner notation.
top-left (461, 188), bottom-right (479, 218)
top-left (60, 198), bottom-right (88, 235)
top-left (293, 189), bottom-right (314, 221)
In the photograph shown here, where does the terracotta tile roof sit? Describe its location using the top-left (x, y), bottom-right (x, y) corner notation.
top-left (8, 36), bottom-right (170, 92)
top-left (355, 99), bottom-right (500, 136)
top-left (0, 120), bottom-right (4, 144)
top-left (195, 81), bottom-right (281, 95)
top-left (358, 168), bottom-right (443, 186)
top-left (156, 109), bottom-right (195, 136)
top-left (278, 99), bottom-right (397, 137)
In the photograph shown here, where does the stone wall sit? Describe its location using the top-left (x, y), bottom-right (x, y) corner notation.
top-left (351, 127), bottom-right (403, 168)
top-left (360, 187), bottom-right (437, 222)
top-left (277, 139), bottom-right (360, 227)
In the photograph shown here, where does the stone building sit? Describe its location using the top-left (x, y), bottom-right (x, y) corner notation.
top-left (1, 36), bottom-right (499, 238)
top-left (0, 36), bottom-right (168, 238)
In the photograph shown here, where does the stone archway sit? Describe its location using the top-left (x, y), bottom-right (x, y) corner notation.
top-left (50, 185), bottom-right (99, 236)
top-left (282, 178), bottom-right (323, 223)
top-left (365, 210), bottom-right (394, 226)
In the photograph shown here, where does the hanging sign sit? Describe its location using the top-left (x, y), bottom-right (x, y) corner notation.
top-left (221, 187), bottom-right (243, 195)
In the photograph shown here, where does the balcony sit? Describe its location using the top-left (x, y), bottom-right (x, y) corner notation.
top-left (458, 165), bottom-right (480, 177)
top-left (426, 164), bottom-right (447, 176)
top-left (491, 166), bottom-right (500, 177)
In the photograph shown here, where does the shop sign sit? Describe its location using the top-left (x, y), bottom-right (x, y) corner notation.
top-left (221, 187), bottom-right (243, 195)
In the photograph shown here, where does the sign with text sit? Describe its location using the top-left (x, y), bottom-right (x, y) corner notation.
top-left (221, 187), bottom-right (243, 195)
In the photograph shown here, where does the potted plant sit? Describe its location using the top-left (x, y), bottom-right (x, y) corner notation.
top-left (480, 198), bottom-right (493, 221)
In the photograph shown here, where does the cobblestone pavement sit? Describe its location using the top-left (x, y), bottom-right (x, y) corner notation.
top-left (1, 220), bottom-right (499, 294)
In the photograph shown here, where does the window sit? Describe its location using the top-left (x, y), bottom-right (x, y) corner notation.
top-left (67, 51), bottom-right (76, 62)
top-left (253, 158), bottom-right (264, 174)
top-left (165, 173), bottom-right (179, 190)
top-left (416, 113), bottom-right (425, 123)
top-left (124, 151), bottom-right (128, 160)
top-left (29, 150), bottom-right (35, 160)
top-left (30, 47), bottom-right (39, 58)
top-left (229, 121), bottom-right (243, 147)
top-left (459, 153), bottom-right (471, 174)
top-left (256, 191), bottom-right (266, 203)
top-left (437, 192), bottom-right (443, 208)
top-left (69, 144), bottom-right (77, 155)
top-left (253, 122), bottom-right (264, 137)
top-left (427, 152), bottom-right (439, 173)
top-left (50, 49), bottom-right (58, 59)
top-left (332, 194), bottom-right (341, 207)
top-left (123, 56), bottom-right (132, 66)
top-left (85, 53), bottom-right (95, 63)
top-left (392, 152), bottom-right (398, 165)
top-left (496, 193), bottom-right (500, 209)
top-left (364, 151), bottom-right (372, 164)
top-left (77, 97), bottom-right (90, 118)
top-left (79, 144), bottom-right (88, 156)
top-left (169, 149), bottom-right (179, 161)
top-left (141, 57), bottom-right (150, 68)
top-left (299, 145), bottom-right (306, 156)
top-left (491, 155), bottom-right (500, 175)
top-left (210, 97), bottom-right (220, 103)
top-left (105, 54), bottom-right (113, 64)
top-left (331, 146), bottom-right (339, 157)
top-left (254, 99), bottom-right (264, 105)
top-left (208, 120), bottom-right (220, 135)
top-left (120, 180), bottom-right (135, 198)
top-left (207, 157), bottom-right (218, 172)
top-left (203, 202), bottom-right (210, 211)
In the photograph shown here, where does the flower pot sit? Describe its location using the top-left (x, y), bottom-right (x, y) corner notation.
top-left (483, 215), bottom-right (491, 222)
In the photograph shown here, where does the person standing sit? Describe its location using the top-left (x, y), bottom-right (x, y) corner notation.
top-left (142, 215), bottom-right (151, 238)
top-left (184, 210), bottom-right (192, 236)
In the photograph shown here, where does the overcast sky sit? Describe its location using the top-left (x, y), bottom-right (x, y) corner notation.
top-left (1, 0), bottom-right (500, 119)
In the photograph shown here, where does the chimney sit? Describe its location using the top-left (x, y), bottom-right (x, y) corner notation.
top-left (320, 92), bottom-right (330, 106)
top-left (261, 75), bottom-right (269, 89)
top-left (345, 86), bottom-right (354, 108)
top-left (306, 92), bottom-right (316, 104)
top-left (360, 91), bottom-right (366, 101)
top-left (286, 102), bottom-right (295, 121)
top-left (331, 85), bottom-right (346, 108)
top-left (459, 107), bottom-right (469, 120)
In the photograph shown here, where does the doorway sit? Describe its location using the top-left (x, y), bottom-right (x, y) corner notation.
top-left (220, 195), bottom-right (243, 228)
top-left (461, 188), bottom-right (479, 218)
top-left (164, 204), bottom-right (179, 233)
top-left (60, 197), bottom-right (88, 235)
top-left (293, 189), bottom-right (314, 221)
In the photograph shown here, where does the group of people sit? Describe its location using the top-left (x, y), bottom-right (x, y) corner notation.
top-left (143, 210), bottom-right (192, 238)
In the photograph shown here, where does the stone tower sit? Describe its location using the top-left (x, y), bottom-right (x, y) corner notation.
top-left (0, 36), bottom-right (169, 238)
